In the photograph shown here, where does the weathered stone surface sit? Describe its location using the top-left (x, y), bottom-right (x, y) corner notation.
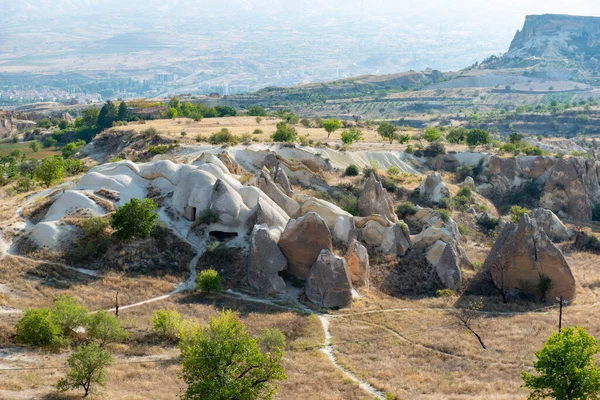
top-left (419, 172), bottom-right (450, 205)
top-left (426, 240), bottom-right (461, 291)
top-left (333, 215), bottom-right (357, 247)
top-left (218, 152), bottom-right (243, 175)
top-left (248, 225), bottom-right (287, 294)
top-left (357, 175), bottom-right (396, 222)
top-left (249, 170), bottom-right (299, 217)
top-left (344, 240), bottom-right (370, 288)
top-left (411, 227), bottom-right (454, 249)
top-left (483, 214), bottom-right (576, 302)
top-left (270, 164), bottom-right (293, 195)
top-left (305, 249), bottom-right (352, 308)
top-left (299, 198), bottom-right (352, 230)
top-left (530, 208), bottom-right (573, 242)
top-left (360, 220), bottom-right (410, 257)
top-left (461, 176), bottom-right (476, 191)
top-left (278, 212), bottom-right (333, 280)
top-left (540, 159), bottom-right (591, 221)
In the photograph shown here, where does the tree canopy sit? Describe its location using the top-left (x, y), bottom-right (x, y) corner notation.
top-left (377, 121), bottom-right (398, 144)
top-left (111, 198), bottom-right (158, 239)
top-left (522, 326), bottom-right (600, 400)
top-left (322, 118), bottom-right (342, 138)
top-left (466, 128), bottom-right (490, 147)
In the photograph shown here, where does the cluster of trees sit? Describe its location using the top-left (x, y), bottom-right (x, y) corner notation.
top-left (165, 97), bottom-right (238, 120)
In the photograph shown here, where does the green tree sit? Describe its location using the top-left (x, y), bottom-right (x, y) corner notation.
top-left (81, 107), bottom-right (100, 128)
top-left (522, 327), bottom-right (600, 400)
top-left (168, 96), bottom-right (181, 110)
top-left (167, 107), bottom-right (179, 119)
top-left (377, 121), bottom-right (398, 144)
top-left (34, 156), bottom-right (64, 187)
top-left (446, 127), bottom-right (468, 144)
top-left (15, 308), bottom-right (62, 347)
top-left (111, 198), bottom-right (158, 239)
top-left (117, 101), bottom-right (129, 121)
top-left (509, 205), bottom-right (529, 224)
top-left (247, 105), bottom-right (267, 117)
top-left (340, 127), bottom-right (363, 144)
top-left (152, 308), bottom-right (183, 342)
top-left (423, 127), bottom-right (443, 143)
top-left (29, 141), bottom-right (40, 152)
top-left (87, 311), bottom-right (128, 347)
top-left (61, 140), bottom-right (86, 159)
top-left (196, 269), bottom-right (222, 294)
top-left (97, 100), bottom-right (117, 129)
top-left (179, 310), bottom-right (287, 400)
top-left (56, 343), bottom-right (112, 397)
top-left (271, 122), bottom-right (297, 142)
top-left (322, 118), bottom-right (342, 139)
top-left (52, 294), bottom-right (89, 336)
top-left (466, 128), bottom-right (490, 147)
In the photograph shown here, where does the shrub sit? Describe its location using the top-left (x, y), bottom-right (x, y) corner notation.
top-left (345, 164), bottom-right (360, 176)
top-left (148, 145), bottom-right (167, 155)
top-left (253, 128), bottom-right (263, 135)
top-left (82, 217), bottom-right (110, 238)
top-left (196, 269), bottom-right (222, 294)
top-left (435, 208), bottom-right (451, 222)
top-left (455, 164), bottom-right (474, 182)
top-left (111, 198), bottom-right (158, 239)
top-left (387, 165), bottom-right (401, 176)
top-left (56, 342), bottom-right (112, 398)
top-left (436, 289), bottom-right (456, 297)
top-left (457, 186), bottom-right (472, 199)
top-left (509, 205), bottom-right (529, 224)
top-left (396, 202), bottom-right (417, 219)
top-left (537, 274), bottom-right (553, 303)
top-left (478, 216), bottom-right (498, 231)
top-left (337, 194), bottom-right (359, 216)
top-left (465, 128), bottom-right (490, 147)
top-left (16, 308), bottom-right (63, 347)
top-left (458, 224), bottom-right (470, 236)
top-left (405, 144), bottom-right (414, 154)
top-left (152, 309), bottom-right (183, 342)
top-left (87, 311), bottom-right (128, 346)
top-left (52, 294), bottom-right (89, 336)
top-left (35, 156), bottom-right (64, 187)
top-left (300, 118), bottom-right (312, 127)
top-left (453, 195), bottom-right (471, 211)
top-left (438, 197), bottom-right (452, 210)
top-left (271, 122), bottom-right (297, 142)
top-left (423, 142), bottom-right (446, 157)
top-left (501, 143), bottom-right (517, 153)
top-left (522, 146), bottom-right (544, 156)
top-left (446, 127), bottom-right (468, 144)
top-left (340, 127), bottom-right (362, 144)
top-left (209, 128), bottom-right (238, 145)
top-left (197, 209), bottom-right (219, 225)
top-left (381, 178), bottom-right (398, 193)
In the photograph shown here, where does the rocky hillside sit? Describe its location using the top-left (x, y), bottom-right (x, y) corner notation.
top-left (484, 14), bottom-right (600, 74)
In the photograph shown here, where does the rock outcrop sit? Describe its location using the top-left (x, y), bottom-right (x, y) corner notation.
top-left (278, 212), bottom-right (333, 280)
top-left (425, 240), bottom-right (461, 291)
top-left (249, 170), bottom-right (300, 217)
top-left (218, 152), bottom-right (243, 175)
top-left (247, 225), bottom-right (287, 294)
top-left (530, 208), bottom-right (573, 242)
top-left (357, 175), bottom-right (396, 221)
top-left (344, 240), bottom-right (370, 288)
top-left (305, 249), bottom-right (353, 309)
top-left (483, 214), bottom-right (576, 302)
top-left (359, 219), bottom-right (410, 257)
top-left (419, 173), bottom-right (450, 205)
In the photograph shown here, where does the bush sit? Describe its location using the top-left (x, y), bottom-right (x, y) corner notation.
top-left (423, 142), bottom-right (446, 157)
top-left (340, 127), bottom-right (363, 144)
top-left (82, 217), bottom-right (110, 237)
top-left (345, 164), bottom-right (360, 176)
top-left (148, 145), bottom-right (167, 155)
top-left (501, 143), bottom-right (517, 153)
top-left (436, 289), bottom-right (456, 297)
top-left (197, 209), bottom-right (219, 225)
top-left (446, 127), bottom-right (468, 144)
top-left (537, 274), bottom-right (553, 303)
top-left (152, 309), bottom-right (183, 342)
top-left (405, 144), bottom-right (414, 154)
top-left (438, 197), bottom-right (452, 210)
top-left (453, 195), bottom-right (471, 211)
top-left (337, 194), bottom-right (359, 216)
top-left (111, 198), bottom-right (158, 239)
top-left (509, 205), bottom-right (529, 224)
top-left (253, 128), bottom-right (263, 135)
top-left (35, 156), bottom-right (64, 187)
top-left (522, 146), bottom-right (544, 156)
top-left (387, 166), bottom-right (401, 176)
top-left (52, 294), bottom-right (89, 336)
top-left (435, 208), bottom-right (451, 222)
top-left (457, 186), bottom-right (472, 199)
top-left (87, 311), bottom-right (128, 346)
top-left (381, 178), bottom-right (398, 193)
top-left (271, 122), bottom-right (297, 143)
top-left (209, 128), bottom-right (239, 145)
top-left (478, 216), bottom-right (498, 231)
top-left (395, 202), bottom-right (417, 219)
top-left (16, 308), bottom-right (62, 347)
top-left (196, 269), bottom-right (222, 294)
top-left (455, 164), bottom-right (474, 182)
top-left (458, 224), bottom-right (470, 236)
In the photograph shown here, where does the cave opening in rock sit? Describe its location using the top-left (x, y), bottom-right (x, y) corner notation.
top-left (209, 231), bottom-right (238, 242)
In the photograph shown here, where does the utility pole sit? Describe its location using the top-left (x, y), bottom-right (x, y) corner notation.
top-left (115, 291), bottom-right (119, 318)
top-left (557, 295), bottom-right (569, 331)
